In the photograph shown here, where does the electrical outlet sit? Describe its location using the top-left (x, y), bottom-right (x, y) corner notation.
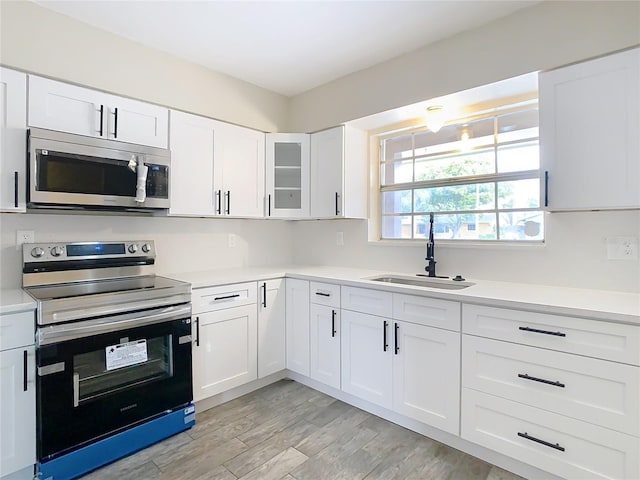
top-left (606, 236), bottom-right (638, 260)
top-left (336, 231), bottom-right (344, 246)
top-left (228, 233), bottom-right (237, 248)
top-left (16, 230), bottom-right (34, 248)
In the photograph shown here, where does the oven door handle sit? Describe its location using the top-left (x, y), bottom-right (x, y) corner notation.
top-left (37, 304), bottom-right (192, 346)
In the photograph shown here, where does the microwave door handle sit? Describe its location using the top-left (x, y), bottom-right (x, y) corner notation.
top-left (73, 372), bottom-right (80, 407)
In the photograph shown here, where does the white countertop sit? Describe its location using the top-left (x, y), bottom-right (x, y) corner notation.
top-left (168, 265), bottom-right (640, 325)
top-left (0, 289), bottom-right (37, 315)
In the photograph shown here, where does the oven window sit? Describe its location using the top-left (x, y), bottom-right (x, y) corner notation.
top-left (73, 334), bottom-right (173, 404)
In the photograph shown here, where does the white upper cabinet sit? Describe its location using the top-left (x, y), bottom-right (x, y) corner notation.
top-left (539, 47), bottom-right (640, 210)
top-left (28, 75), bottom-right (168, 148)
top-left (214, 121), bottom-right (265, 218)
top-left (310, 125), bottom-right (367, 219)
top-left (265, 133), bottom-right (310, 218)
top-left (169, 111), bottom-right (265, 218)
top-left (169, 110), bottom-right (217, 216)
top-left (0, 67), bottom-right (27, 212)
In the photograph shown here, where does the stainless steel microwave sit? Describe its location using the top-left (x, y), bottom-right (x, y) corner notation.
top-left (28, 128), bottom-right (170, 212)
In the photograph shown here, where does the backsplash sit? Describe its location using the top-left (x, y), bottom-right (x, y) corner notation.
top-left (0, 213), bottom-right (294, 289)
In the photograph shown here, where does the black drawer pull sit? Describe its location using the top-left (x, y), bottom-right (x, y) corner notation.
top-left (14, 171), bottom-right (19, 208)
top-left (216, 190), bottom-right (222, 214)
top-left (315, 292), bottom-right (331, 297)
top-left (518, 373), bottom-right (565, 388)
top-left (214, 294), bottom-right (240, 301)
top-left (98, 104), bottom-right (104, 136)
top-left (262, 282), bottom-right (267, 308)
top-left (518, 432), bottom-right (565, 452)
top-left (394, 322), bottom-right (399, 355)
top-left (519, 326), bottom-right (566, 337)
top-left (113, 107), bottom-right (118, 138)
top-left (383, 320), bottom-right (388, 352)
top-left (195, 317), bottom-right (200, 346)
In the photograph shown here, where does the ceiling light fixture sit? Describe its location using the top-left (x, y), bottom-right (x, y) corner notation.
top-left (424, 105), bottom-right (445, 133)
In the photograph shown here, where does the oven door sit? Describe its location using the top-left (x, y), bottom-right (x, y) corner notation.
top-left (36, 304), bottom-right (192, 461)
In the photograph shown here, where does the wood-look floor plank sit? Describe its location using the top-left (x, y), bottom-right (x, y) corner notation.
top-left (78, 380), bottom-right (528, 480)
top-left (237, 447), bottom-right (308, 480)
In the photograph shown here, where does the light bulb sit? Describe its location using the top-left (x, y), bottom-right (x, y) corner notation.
top-left (425, 106), bottom-right (445, 133)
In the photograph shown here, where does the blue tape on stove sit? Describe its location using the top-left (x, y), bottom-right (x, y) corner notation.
top-left (38, 404), bottom-right (195, 480)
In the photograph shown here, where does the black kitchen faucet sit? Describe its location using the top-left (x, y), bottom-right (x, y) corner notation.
top-left (425, 212), bottom-right (438, 277)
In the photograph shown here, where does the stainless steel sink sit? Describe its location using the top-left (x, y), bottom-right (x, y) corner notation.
top-left (367, 275), bottom-right (473, 290)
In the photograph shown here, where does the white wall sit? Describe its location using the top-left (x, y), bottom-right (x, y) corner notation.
top-left (0, 0), bottom-right (288, 132)
top-left (289, 1), bottom-right (640, 132)
top-left (0, 213), bottom-right (294, 289)
top-left (292, 211), bottom-right (640, 293)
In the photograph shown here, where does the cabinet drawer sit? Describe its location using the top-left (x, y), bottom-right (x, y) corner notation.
top-left (341, 286), bottom-right (392, 318)
top-left (192, 282), bottom-right (257, 314)
top-left (0, 311), bottom-right (35, 351)
top-left (462, 304), bottom-right (640, 365)
top-left (393, 294), bottom-right (460, 331)
top-left (463, 335), bottom-right (640, 436)
top-left (462, 389), bottom-right (640, 480)
top-left (310, 281), bottom-right (340, 308)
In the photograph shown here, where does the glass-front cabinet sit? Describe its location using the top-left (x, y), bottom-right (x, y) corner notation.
top-left (265, 133), bottom-right (310, 218)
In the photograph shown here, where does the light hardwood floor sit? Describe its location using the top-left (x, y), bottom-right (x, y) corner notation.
top-left (81, 380), bottom-right (527, 480)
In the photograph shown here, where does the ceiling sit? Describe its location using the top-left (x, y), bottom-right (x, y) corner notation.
top-left (33, 0), bottom-right (539, 97)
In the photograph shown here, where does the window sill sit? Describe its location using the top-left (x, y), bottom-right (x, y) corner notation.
top-left (368, 238), bottom-right (546, 250)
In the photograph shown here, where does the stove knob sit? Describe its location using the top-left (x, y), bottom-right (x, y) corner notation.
top-left (128, 244), bottom-right (138, 254)
top-left (31, 247), bottom-right (44, 258)
top-left (50, 246), bottom-right (64, 257)
top-left (141, 243), bottom-right (151, 253)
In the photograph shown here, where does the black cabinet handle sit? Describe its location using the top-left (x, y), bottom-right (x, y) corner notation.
top-left (268, 194), bottom-right (271, 216)
top-left (14, 171), bottom-right (18, 208)
top-left (315, 292), bottom-right (330, 297)
top-left (225, 191), bottom-right (230, 215)
top-left (262, 282), bottom-right (267, 308)
top-left (195, 317), bottom-right (200, 346)
top-left (214, 293), bottom-right (240, 301)
top-left (335, 192), bottom-right (340, 216)
top-left (383, 320), bottom-right (388, 352)
top-left (216, 190), bottom-right (222, 214)
top-left (519, 326), bottom-right (566, 337)
top-left (518, 373), bottom-right (565, 388)
top-left (544, 170), bottom-right (549, 207)
top-left (517, 432), bottom-right (565, 452)
top-left (394, 323), bottom-right (399, 355)
top-left (113, 107), bottom-right (118, 138)
top-left (99, 105), bottom-right (104, 136)
top-left (23, 350), bottom-right (28, 391)
top-left (331, 310), bottom-right (336, 337)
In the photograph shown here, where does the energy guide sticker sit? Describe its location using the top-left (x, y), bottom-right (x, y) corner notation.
top-left (106, 339), bottom-right (148, 370)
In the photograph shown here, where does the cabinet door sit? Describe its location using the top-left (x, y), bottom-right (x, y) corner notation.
top-left (0, 346), bottom-right (35, 477)
top-left (169, 110), bottom-right (217, 216)
top-left (192, 304), bottom-right (257, 401)
top-left (309, 304), bottom-right (341, 389)
top-left (258, 279), bottom-right (286, 378)
top-left (265, 133), bottom-right (310, 218)
top-left (310, 126), bottom-right (343, 218)
top-left (540, 47), bottom-right (640, 210)
top-left (341, 310), bottom-right (392, 409)
top-left (285, 278), bottom-right (310, 375)
top-left (0, 68), bottom-right (27, 212)
top-left (218, 122), bottom-right (265, 217)
top-left (107, 95), bottom-right (168, 149)
top-left (392, 321), bottom-right (460, 434)
top-left (28, 75), bottom-right (105, 138)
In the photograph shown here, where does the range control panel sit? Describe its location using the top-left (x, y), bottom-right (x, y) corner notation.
top-left (23, 240), bottom-right (155, 263)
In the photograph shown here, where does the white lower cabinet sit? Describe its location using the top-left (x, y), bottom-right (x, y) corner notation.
top-left (0, 310), bottom-right (35, 480)
top-left (257, 279), bottom-right (286, 378)
top-left (309, 304), bottom-right (341, 389)
top-left (285, 278), bottom-right (310, 376)
top-left (341, 310), bottom-right (393, 409)
top-left (393, 320), bottom-right (460, 434)
top-left (462, 388), bottom-right (640, 480)
top-left (191, 283), bottom-right (258, 401)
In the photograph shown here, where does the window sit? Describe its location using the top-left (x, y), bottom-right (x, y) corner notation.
top-left (379, 106), bottom-right (543, 242)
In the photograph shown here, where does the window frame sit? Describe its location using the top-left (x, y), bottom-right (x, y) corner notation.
top-left (375, 103), bottom-right (544, 244)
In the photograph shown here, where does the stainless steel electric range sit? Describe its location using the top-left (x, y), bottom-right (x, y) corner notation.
top-left (22, 240), bottom-right (195, 480)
